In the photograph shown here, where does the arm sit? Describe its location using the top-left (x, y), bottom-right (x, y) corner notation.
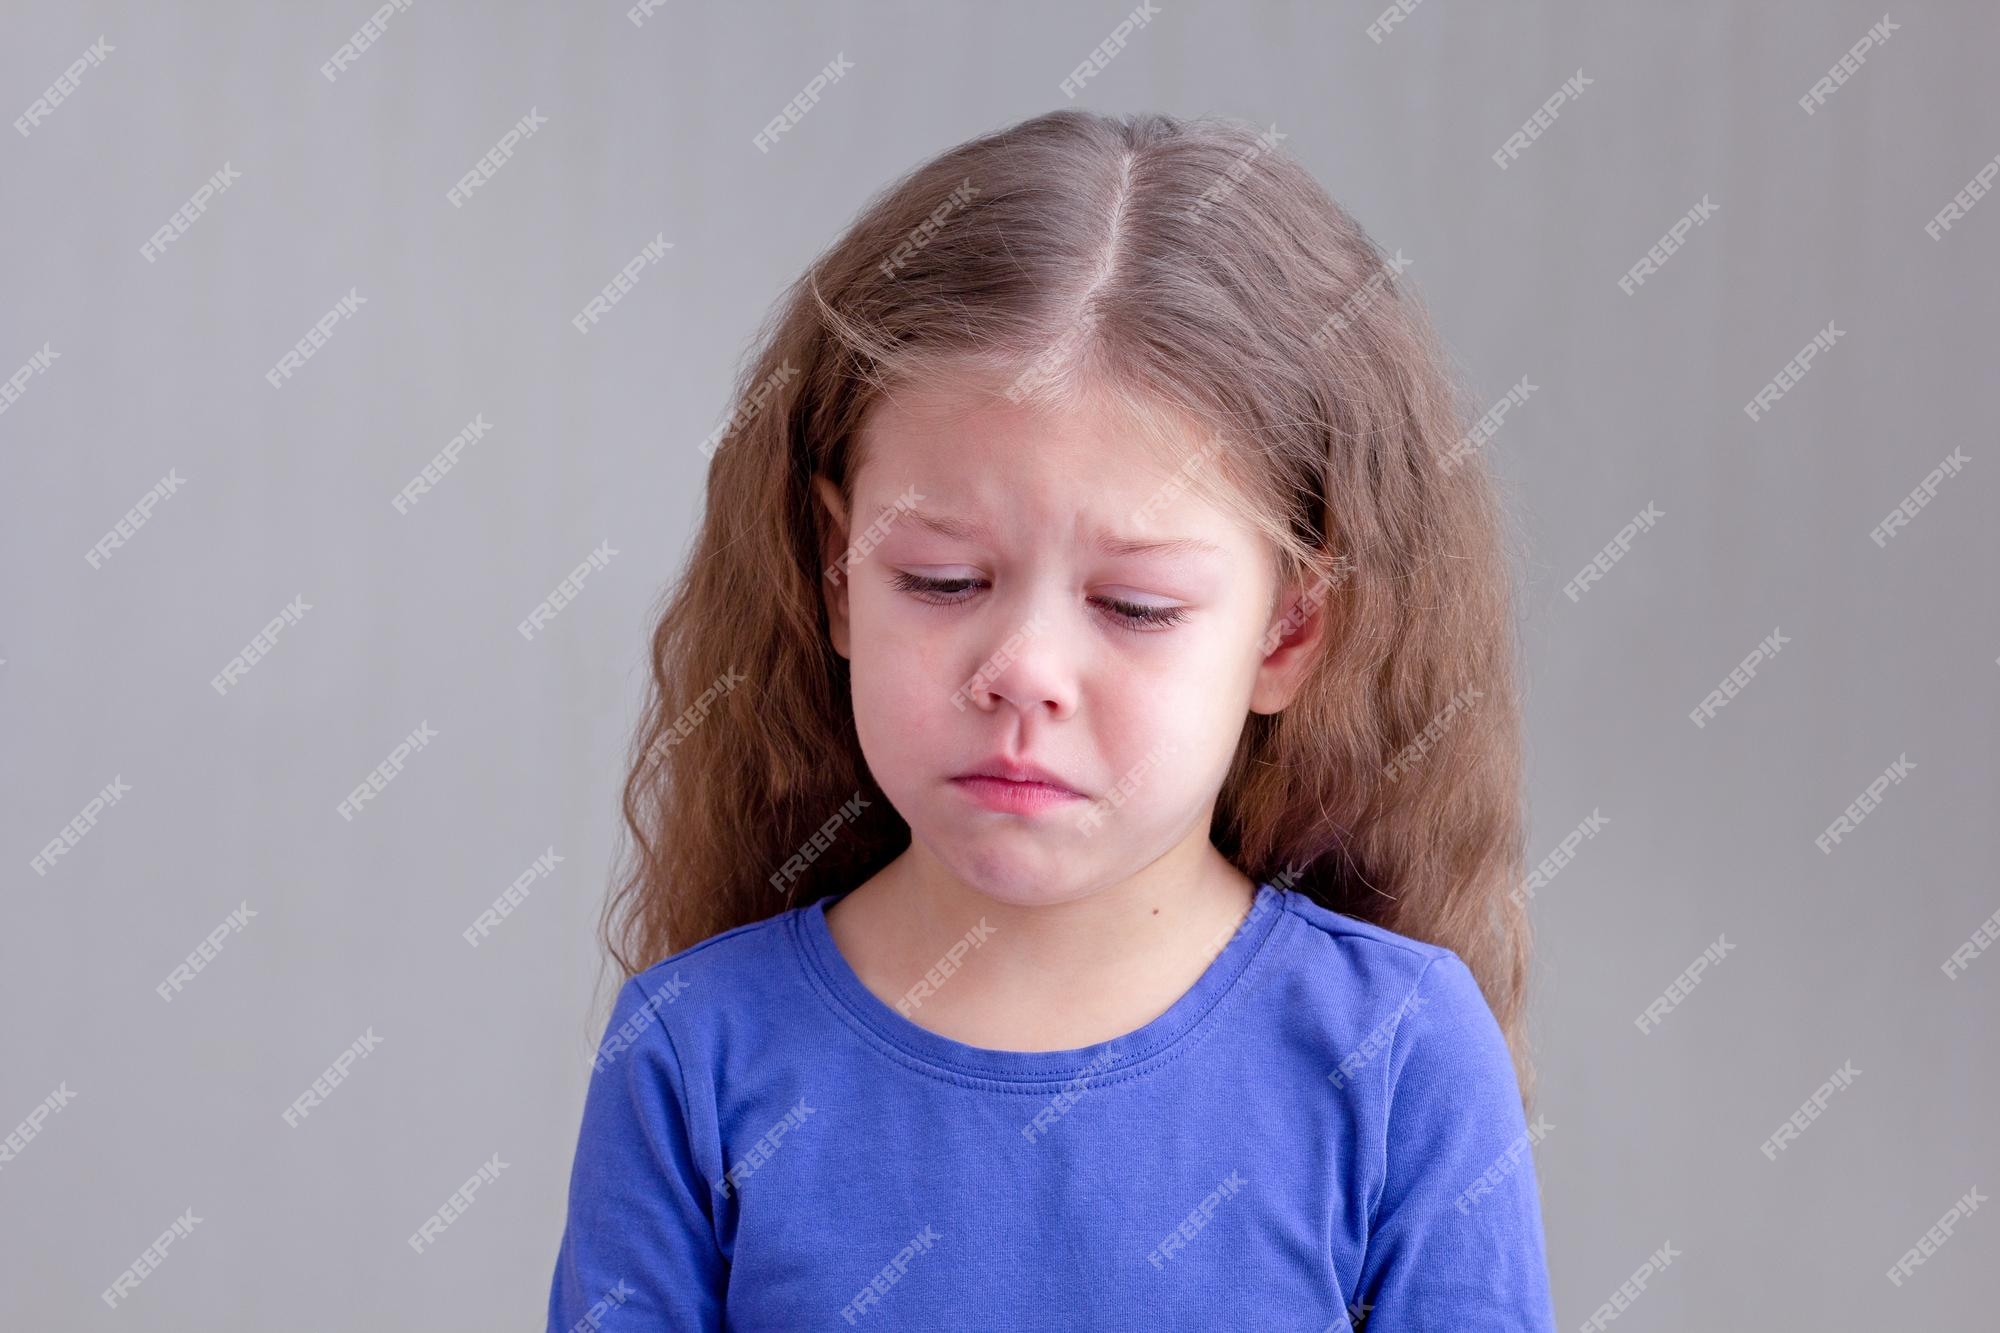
top-left (547, 973), bottom-right (726, 1331)
top-left (1348, 954), bottom-right (1557, 1332)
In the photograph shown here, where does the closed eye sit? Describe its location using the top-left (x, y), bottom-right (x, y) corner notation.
top-left (888, 572), bottom-right (1189, 630)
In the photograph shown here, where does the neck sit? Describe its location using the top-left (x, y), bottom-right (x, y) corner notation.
top-left (830, 834), bottom-right (1260, 1052)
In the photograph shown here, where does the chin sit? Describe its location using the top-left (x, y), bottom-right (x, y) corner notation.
top-left (922, 832), bottom-right (1098, 908)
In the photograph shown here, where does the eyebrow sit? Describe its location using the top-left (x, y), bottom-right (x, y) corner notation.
top-left (881, 508), bottom-right (1223, 559)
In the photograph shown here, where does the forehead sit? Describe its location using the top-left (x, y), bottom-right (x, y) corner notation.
top-left (851, 380), bottom-right (1245, 549)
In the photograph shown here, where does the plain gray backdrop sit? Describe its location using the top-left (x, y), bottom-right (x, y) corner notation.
top-left (4, 1), bottom-right (1996, 1327)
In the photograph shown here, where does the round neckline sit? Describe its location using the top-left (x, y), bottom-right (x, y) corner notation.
top-left (792, 882), bottom-right (1289, 1087)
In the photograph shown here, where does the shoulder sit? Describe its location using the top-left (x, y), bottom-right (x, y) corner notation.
top-left (1268, 890), bottom-right (1505, 1090)
top-left (622, 903), bottom-right (806, 1005)
top-left (602, 903), bottom-right (813, 1057)
top-left (1274, 889), bottom-right (1458, 968)
top-left (1270, 888), bottom-right (1465, 1013)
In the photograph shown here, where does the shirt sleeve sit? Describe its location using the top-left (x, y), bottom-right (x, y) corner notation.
top-left (547, 973), bottom-right (727, 1331)
top-left (1348, 953), bottom-right (1557, 1332)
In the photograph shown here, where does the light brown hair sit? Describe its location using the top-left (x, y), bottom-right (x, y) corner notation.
top-left (602, 109), bottom-right (1538, 1108)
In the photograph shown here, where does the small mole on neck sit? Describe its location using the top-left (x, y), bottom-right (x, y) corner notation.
top-left (1151, 907), bottom-right (1159, 915)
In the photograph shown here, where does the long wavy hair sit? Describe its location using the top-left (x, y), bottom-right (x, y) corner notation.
top-left (600, 109), bottom-right (1538, 1108)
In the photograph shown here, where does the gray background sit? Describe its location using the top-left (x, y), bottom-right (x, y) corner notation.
top-left (4, 1), bottom-right (1996, 1327)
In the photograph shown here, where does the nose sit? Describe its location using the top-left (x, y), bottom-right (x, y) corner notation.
top-left (958, 601), bottom-right (1079, 721)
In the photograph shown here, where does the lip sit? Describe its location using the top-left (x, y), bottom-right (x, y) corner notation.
top-left (952, 758), bottom-right (1083, 792)
top-left (948, 759), bottom-right (1088, 813)
top-left (949, 775), bottom-right (1088, 813)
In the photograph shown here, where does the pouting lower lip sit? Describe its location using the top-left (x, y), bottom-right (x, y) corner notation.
top-left (949, 775), bottom-right (1087, 808)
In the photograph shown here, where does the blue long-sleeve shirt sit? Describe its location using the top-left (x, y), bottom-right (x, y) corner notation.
top-left (547, 881), bottom-right (1557, 1331)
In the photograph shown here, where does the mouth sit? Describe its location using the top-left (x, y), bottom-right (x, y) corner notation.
top-left (948, 767), bottom-right (1088, 814)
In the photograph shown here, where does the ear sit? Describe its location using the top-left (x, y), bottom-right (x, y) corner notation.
top-left (812, 474), bottom-right (853, 660)
top-left (1248, 573), bottom-right (1335, 715)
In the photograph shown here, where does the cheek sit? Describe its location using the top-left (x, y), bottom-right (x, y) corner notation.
top-left (847, 670), bottom-right (916, 801)
top-left (851, 585), bottom-right (979, 698)
top-left (847, 613), bottom-right (950, 765)
top-left (1101, 637), bottom-right (1252, 749)
top-left (852, 607), bottom-right (944, 700)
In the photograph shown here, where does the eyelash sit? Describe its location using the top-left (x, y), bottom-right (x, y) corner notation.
top-left (888, 572), bottom-right (1190, 631)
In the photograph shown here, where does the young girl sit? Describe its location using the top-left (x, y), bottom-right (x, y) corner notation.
top-left (548, 109), bottom-right (1554, 1331)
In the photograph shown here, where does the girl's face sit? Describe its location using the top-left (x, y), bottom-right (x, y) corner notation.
top-left (815, 380), bottom-right (1321, 908)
